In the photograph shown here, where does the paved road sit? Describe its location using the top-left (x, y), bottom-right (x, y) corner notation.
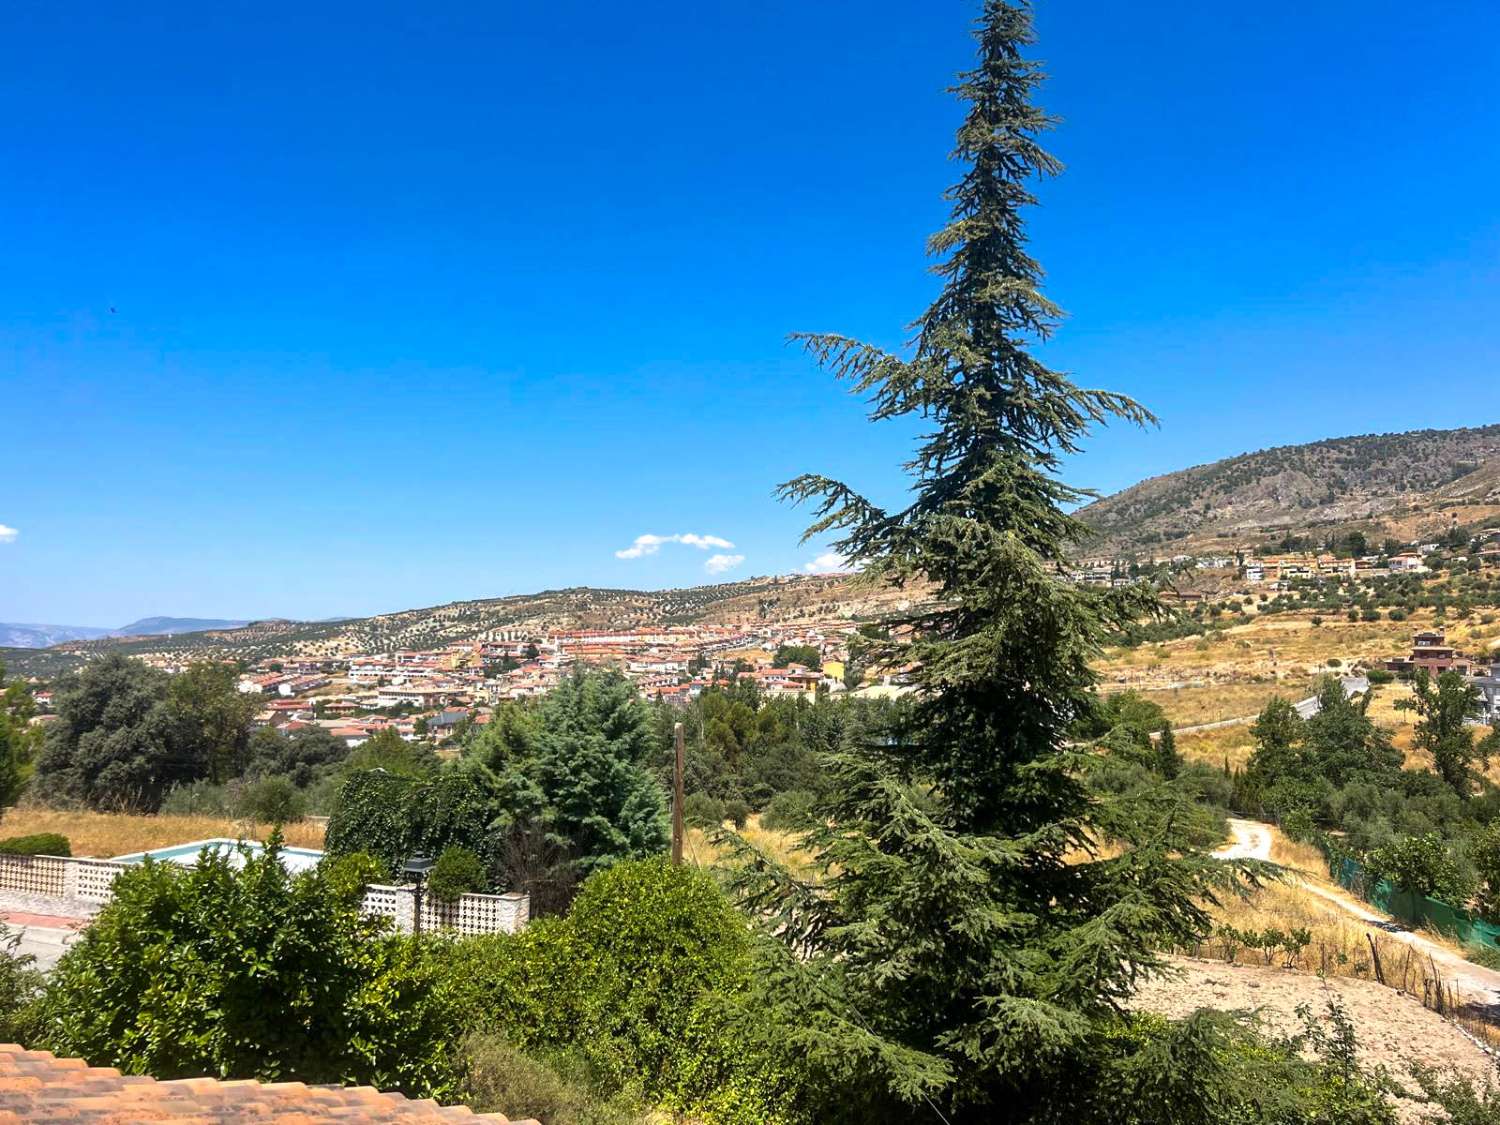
top-left (1215, 818), bottom-right (1500, 1011)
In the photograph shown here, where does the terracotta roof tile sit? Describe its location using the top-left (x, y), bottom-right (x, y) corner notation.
top-left (0, 1046), bottom-right (536, 1123)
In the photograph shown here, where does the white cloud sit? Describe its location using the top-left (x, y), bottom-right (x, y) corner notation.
top-left (803, 550), bottom-right (855, 574)
top-left (0, 525), bottom-right (17, 544)
top-left (615, 532), bottom-right (734, 560)
top-left (704, 553), bottom-right (745, 575)
top-left (678, 533), bottom-right (733, 551)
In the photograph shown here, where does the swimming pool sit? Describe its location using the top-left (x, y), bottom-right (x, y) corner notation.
top-left (111, 838), bottom-right (326, 873)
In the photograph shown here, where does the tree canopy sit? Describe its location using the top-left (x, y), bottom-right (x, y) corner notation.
top-left (33, 655), bottom-right (263, 812)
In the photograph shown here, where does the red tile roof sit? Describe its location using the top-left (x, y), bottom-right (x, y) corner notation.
top-left (0, 1045), bottom-right (534, 1123)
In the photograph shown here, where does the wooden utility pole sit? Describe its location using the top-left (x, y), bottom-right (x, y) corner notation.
top-left (671, 722), bottom-right (686, 865)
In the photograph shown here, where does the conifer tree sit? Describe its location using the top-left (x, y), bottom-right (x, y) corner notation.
top-left (1156, 720), bottom-right (1182, 779)
top-left (727, 3), bottom-right (1243, 1118)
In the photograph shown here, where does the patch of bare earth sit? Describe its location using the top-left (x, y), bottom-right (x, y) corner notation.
top-left (1134, 956), bottom-right (1497, 1122)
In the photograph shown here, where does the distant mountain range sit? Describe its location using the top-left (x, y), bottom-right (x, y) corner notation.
top-left (0, 574), bottom-right (910, 679)
top-left (0, 617), bottom-right (251, 650)
top-left (1078, 424), bottom-right (1500, 554)
top-left (116, 617), bottom-right (252, 637)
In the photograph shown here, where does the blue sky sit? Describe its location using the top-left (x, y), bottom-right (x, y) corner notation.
top-left (3, 0), bottom-right (1498, 626)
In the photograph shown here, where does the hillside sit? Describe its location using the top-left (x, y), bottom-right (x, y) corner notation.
top-left (115, 616), bottom-right (251, 636)
top-left (4, 573), bottom-right (905, 676)
top-left (1079, 424), bottom-right (1500, 553)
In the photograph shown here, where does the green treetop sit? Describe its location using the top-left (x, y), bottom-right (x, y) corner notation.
top-left (1398, 669), bottom-right (1493, 797)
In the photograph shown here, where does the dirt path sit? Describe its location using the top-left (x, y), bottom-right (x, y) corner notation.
top-left (1216, 818), bottom-right (1500, 1010)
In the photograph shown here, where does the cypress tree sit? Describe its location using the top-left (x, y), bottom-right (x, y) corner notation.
top-left (728, 3), bottom-right (1242, 1118)
top-left (1157, 720), bottom-right (1182, 779)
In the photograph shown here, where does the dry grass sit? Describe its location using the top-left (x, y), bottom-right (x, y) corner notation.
top-left (1267, 832), bottom-right (1327, 876)
top-left (1178, 725), bottom-right (1258, 771)
top-left (1106, 679), bottom-right (1316, 728)
top-left (1199, 879), bottom-right (1424, 980)
top-left (683, 816), bottom-right (811, 875)
top-left (1098, 607), bottom-right (1441, 687)
top-left (0, 808), bottom-right (326, 859)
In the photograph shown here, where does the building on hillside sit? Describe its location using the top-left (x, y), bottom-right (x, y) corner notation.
top-left (1384, 630), bottom-right (1474, 677)
top-left (375, 683), bottom-right (459, 709)
top-left (1316, 554), bottom-right (1356, 577)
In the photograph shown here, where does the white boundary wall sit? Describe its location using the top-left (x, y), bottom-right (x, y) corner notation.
top-left (360, 883), bottom-right (529, 935)
top-left (0, 854), bottom-right (528, 936)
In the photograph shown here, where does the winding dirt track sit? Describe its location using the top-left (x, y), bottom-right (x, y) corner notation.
top-left (1217, 818), bottom-right (1500, 1010)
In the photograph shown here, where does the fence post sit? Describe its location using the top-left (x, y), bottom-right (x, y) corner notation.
top-left (61, 858), bottom-right (80, 902)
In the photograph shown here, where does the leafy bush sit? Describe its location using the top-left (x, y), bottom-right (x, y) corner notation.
top-left (722, 798), bottom-right (750, 830)
top-left (684, 792), bottom-right (725, 828)
top-left (33, 837), bottom-right (462, 1097)
top-left (322, 851), bottom-right (389, 903)
top-left (1364, 668), bottom-right (1394, 685)
top-left (0, 833), bottom-right (70, 857)
top-left (0, 925), bottom-right (42, 1042)
top-left (1280, 807), bottom-right (1317, 844)
top-left (235, 775), bottom-right (306, 824)
top-left (460, 1034), bottom-right (647, 1125)
top-left (1365, 832), bottom-right (1471, 903)
top-left (457, 859), bottom-right (798, 1124)
top-left (1462, 943), bottom-right (1500, 971)
top-left (429, 845), bottom-right (487, 904)
top-left (326, 767), bottom-right (496, 876)
top-left (759, 789), bottom-right (817, 832)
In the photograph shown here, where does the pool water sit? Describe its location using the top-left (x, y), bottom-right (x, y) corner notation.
top-left (111, 838), bottom-right (326, 873)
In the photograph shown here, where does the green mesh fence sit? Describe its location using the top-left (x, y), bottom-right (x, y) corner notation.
top-left (1325, 850), bottom-right (1500, 951)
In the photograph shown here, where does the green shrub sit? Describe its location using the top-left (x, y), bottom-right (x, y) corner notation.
top-left (235, 775), bottom-right (306, 824)
top-left (722, 798), bottom-right (750, 830)
top-left (1365, 668), bottom-right (1394, 685)
top-left (0, 833), bottom-right (70, 857)
top-left (759, 790), bottom-right (817, 832)
top-left (457, 859), bottom-right (799, 1124)
top-left (34, 836), bottom-right (462, 1098)
top-left (326, 768), bottom-right (496, 877)
top-left (0, 925), bottom-right (42, 1042)
top-left (1366, 832), bottom-right (1471, 903)
top-left (460, 1034), bottom-right (647, 1125)
top-left (683, 792), bottom-right (725, 828)
top-left (428, 845), bottom-right (487, 904)
top-left (1280, 807), bottom-right (1317, 844)
top-left (322, 851), bottom-right (389, 903)
top-left (1462, 944), bottom-right (1500, 971)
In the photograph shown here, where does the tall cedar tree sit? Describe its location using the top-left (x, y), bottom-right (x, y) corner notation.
top-left (726, 4), bottom-right (1243, 1119)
